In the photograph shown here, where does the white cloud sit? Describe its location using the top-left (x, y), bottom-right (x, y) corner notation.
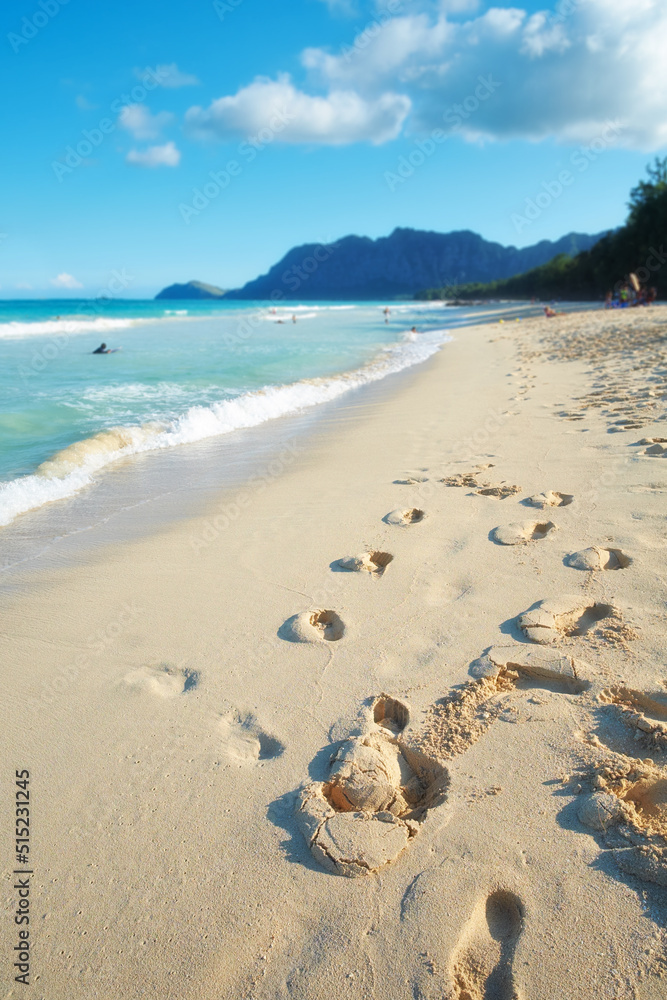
top-left (299, 0), bottom-right (667, 149)
top-left (126, 142), bottom-right (181, 168)
top-left (184, 75), bottom-right (410, 145)
top-left (118, 104), bottom-right (174, 140)
top-left (50, 273), bottom-right (83, 289)
top-left (150, 63), bottom-right (200, 88)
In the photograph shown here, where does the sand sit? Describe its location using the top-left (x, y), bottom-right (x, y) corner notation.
top-left (2, 306), bottom-right (667, 998)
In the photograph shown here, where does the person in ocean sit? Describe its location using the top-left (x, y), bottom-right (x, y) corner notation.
top-left (92, 343), bottom-right (119, 354)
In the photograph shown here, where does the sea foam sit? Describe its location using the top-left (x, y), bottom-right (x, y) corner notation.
top-left (0, 317), bottom-right (143, 339)
top-left (0, 327), bottom-right (451, 527)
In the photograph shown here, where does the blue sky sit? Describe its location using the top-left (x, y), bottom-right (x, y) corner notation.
top-left (2, 0), bottom-right (665, 297)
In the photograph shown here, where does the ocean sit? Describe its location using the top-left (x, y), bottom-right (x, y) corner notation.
top-left (0, 298), bottom-right (466, 534)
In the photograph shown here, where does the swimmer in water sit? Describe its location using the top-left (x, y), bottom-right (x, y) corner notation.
top-left (92, 343), bottom-right (120, 353)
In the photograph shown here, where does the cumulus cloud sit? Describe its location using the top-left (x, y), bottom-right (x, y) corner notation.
top-left (184, 75), bottom-right (410, 145)
top-left (50, 273), bottom-right (83, 289)
top-left (300, 0), bottom-right (667, 148)
top-left (126, 142), bottom-right (181, 167)
top-left (118, 104), bottom-right (174, 140)
top-left (180, 0), bottom-right (667, 149)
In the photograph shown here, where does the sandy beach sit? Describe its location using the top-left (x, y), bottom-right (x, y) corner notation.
top-left (3, 305), bottom-right (667, 999)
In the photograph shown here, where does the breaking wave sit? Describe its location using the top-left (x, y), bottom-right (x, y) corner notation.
top-left (0, 327), bottom-right (451, 526)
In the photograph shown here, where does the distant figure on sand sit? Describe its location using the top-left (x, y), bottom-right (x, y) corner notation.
top-left (543, 306), bottom-right (561, 318)
top-left (292, 314), bottom-right (297, 323)
top-left (383, 307), bottom-right (390, 324)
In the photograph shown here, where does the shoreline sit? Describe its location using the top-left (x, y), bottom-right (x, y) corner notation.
top-left (0, 301), bottom-right (557, 578)
top-left (2, 305), bottom-right (667, 998)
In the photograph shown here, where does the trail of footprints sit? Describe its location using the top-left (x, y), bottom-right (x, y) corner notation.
top-left (126, 427), bottom-right (661, 985)
top-left (276, 449), bottom-right (667, 969)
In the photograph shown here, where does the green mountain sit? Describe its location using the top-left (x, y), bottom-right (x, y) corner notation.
top-left (222, 229), bottom-right (604, 301)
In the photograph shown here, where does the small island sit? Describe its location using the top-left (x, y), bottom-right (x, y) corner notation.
top-left (155, 280), bottom-right (226, 300)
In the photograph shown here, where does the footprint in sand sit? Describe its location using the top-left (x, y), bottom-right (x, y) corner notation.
top-left (491, 520), bottom-right (557, 546)
top-left (473, 645), bottom-right (590, 694)
top-left (279, 608), bottom-right (345, 643)
top-left (296, 695), bottom-right (448, 877)
top-left (524, 490), bottom-right (574, 508)
top-left (517, 595), bottom-right (621, 645)
top-left (385, 507), bottom-right (426, 526)
top-left (440, 464), bottom-right (495, 488)
top-left (475, 483), bottom-right (522, 501)
top-left (219, 709), bottom-right (284, 763)
top-left (394, 476), bottom-right (429, 485)
top-left (450, 890), bottom-right (524, 1000)
top-left (643, 442), bottom-right (667, 457)
top-left (121, 663), bottom-right (199, 697)
top-left (599, 686), bottom-right (667, 749)
top-left (576, 754), bottom-right (667, 887)
top-left (334, 551), bottom-right (393, 576)
top-left (565, 546), bottom-right (632, 571)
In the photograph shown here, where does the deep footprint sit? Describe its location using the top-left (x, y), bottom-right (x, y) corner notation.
top-left (451, 890), bottom-right (524, 1000)
top-left (297, 695), bottom-right (448, 877)
top-left (335, 550), bottom-right (393, 575)
top-left (476, 484), bottom-right (522, 500)
top-left (491, 520), bottom-right (557, 546)
top-left (385, 507), bottom-right (426, 526)
top-left (524, 490), bottom-right (574, 508)
top-left (576, 755), bottom-right (667, 886)
top-left (219, 710), bottom-right (285, 763)
top-left (565, 546), bottom-right (632, 570)
top-left (600, 686), bottom-right (667, 749)
top-left (517, 596), bottom-right (625, 645)
top-left (279, 608), bottom-right (345, 642)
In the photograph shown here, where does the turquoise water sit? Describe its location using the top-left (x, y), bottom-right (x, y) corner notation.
top-left (0, 298), bottom-right (455, 526)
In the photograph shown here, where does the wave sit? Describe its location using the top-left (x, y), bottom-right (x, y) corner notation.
top-left (0, 327), bottom-right (452, 527)
top-left (0, 316), bottom-right (145, 340)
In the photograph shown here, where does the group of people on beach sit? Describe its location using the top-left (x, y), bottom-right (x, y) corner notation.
top-left (605, 274), bottom-right (657, 309)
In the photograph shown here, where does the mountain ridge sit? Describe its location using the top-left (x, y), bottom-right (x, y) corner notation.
top-left (155, 228), bottom-right (607, 301)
